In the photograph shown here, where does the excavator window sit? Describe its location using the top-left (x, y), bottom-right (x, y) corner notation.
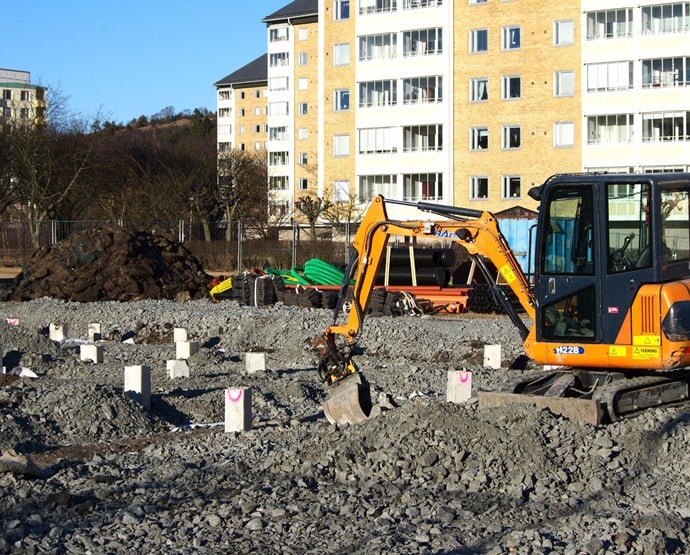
top-left (542, 286), bottom-right (596, 339)
top-left (606, 182), bottom-right (652, 273)
top-left (659, 189), bottom-right (690, 264)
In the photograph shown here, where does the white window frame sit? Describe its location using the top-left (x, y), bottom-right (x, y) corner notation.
top-left (502, 175), bottom-right (521, 199)
top-left (298, 52), bottom-right (308, 66)
top-left (403, 173), bottom-right (443, 201)
top-left (502, 125), bottom-right (521, 150)
top-left (470, 126), bottom-right (489, 150)
top-left (501, 75), bottom-right (521, 99)
top-left (333, 134), bottom-right (350, 157)
top-left (554, 20), bottom-right (574, 46)
top-left (554, 121), bottom-right (575, 147)
top-left (403, 124), bottom-right (443, 152)
top-left (554, 71), bottom-right (575, 97)
top-left (470, 29), bottom-right (488, 53)
top-left (298, 28), bottom-right (309, 40)
top-left (501, 25), bottom-right (521, 50)
top-left (299, 152), bottom-right (308, 165)
top-left (333, 43), bottom-right (350, 66)
top-left (470, 176), bottom-right (488, 200)
top-left (334, 89), bottom-right (350, 111)
top-left (333, 180), bottom-right (350, 202)
top-left (335, 0), bottom-right (350, 20)
top-left (470, 77), bottom-right (488, 102)
top-left (298, 128), bottom-right (308, 140)
top-left (298, 102), bottom-right (308, 115)
top-left (298, 78), bottom-right (308, 90)
top-left (298, 177), bottom-right (309, 190)
top-left (402, 76), bottom-right (442, 104)
top-left (358, 127), bottom-right (397, 154)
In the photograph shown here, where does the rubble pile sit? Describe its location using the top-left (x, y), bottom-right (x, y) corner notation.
top-left (9, 225), bottom-right (210, 302)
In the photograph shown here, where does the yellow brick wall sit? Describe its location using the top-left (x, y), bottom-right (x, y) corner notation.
top-left (453, 0), bottom-right (581, 212)
top-left (234, 84), bottom-right (267, 152)
top-left (321, 2), bottom-right (356, 201)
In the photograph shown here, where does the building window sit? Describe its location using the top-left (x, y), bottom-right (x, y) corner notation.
top-left (335, 0), bottom-right (350, 20)
top-left (240, 108), bottom-right (246, 117)
top-left (359, 33), bottom-right (397, 61)
top-left (554, 20), bottom-right (574, 45)
top-left (298, 77), bottom-right (308, 90)
top-left (501, 76), bottom-right (521, 99)
top-left (501, 25), bottom-right (521, 50)
top-left (20, 90), bottom-right (30, 101)
top-left (269, 126), bottom-right (288, 141)
top-left (298, 178), bottom-right (309, 190)
top-left (359, 80), bottom-right (397, 107)
top-left (502, 176), bottom-right (521, 199)
top-left (586, 62), bottom-right (633, 92)
top-left (255, 125), bottom-right (261, 133)
top-left (269, 102), bottom-right (289, 116)
top-left (642, 3), bottom-right (690, 35)
top-left (403, 76), bottom-right (442, 104)
top-left (360, 0), bottom-right (397, 15)
top-left (470, 177), bottom-right (488, 200)
top-left (359, 175), bottom-right (397, 200)
top-left (269, 152), bottom-right (289, 166)
top-left (642, 111), bottom-right (690, 142)
top-left (403, 28), bottom-right (442, 56)
top-left (254, 108), bottom-right (261, 116)
top-left (333, 181), bottom-right (350, 202)
top-left (403, 124), bottom-right (443, 151)
top-left (254, 142), bottom-right (261, 151)
top-left (269, 176), bottom-right (289, 190)
top-left (239, 125), bottom-right (246, 134)
top-left (403, 173), bottom-right (443, 201)
top-left (269, 202), bottom-right (289, 218)
top-left (469, 0), bottom-right (486, 4)
top-left (240, 91), bottom-right (245, 99)
top-left (403, 0), bottom-right (442, 7)
top-left (299, 152), bottom-right (308, 165)
top-left (470, 78), bottom-right (488, 102)
top-left (269, 76), bottom-right (289, 90)
top-left (502, 125), bottom-right (521, 149)
top-left (334, 89), bottom-right (350, 111)
top-left (642, 57), bottom-right (689, 88)
top-left (218, 142), bottom-right (230, 154)
top-left (218, 107), bottom-right (230, 117)
top-left (333, 134), bottom-right (350, 156)
top-left (470, 127), bottom-right (489, 150)
top-left (3, 89), bottom-right (11, 100)
top-left (239, 143), bottom-right (246, 151)
top-left (3, 107), bottom-right (12, 118)
top-left (470, 29), bottom-right (488, 53)
top-left (586, 8), bottom-right (633, 40)
top-left (298, 102), bottom-right (308, 115)
top-left (299, 28), bottom-right (309, 40)
top-left (555, 121), bottom-right (576, 147)
top-left (298, 52), bottom-right (308, 66)
top-left (359, 127), bottom-right (397, 154)
top-left (218, 90), bottom-right (230, 100)
top-left (298, 128), bottom-right (309, 140)
top-left (333, 43), bottom-right (350, 66)
top-left (554, 71), bottom-right (575, 96)
top-left (269, 52), bottom-right (289, 67)
top-left (270, 27), bottom-right (289, 42)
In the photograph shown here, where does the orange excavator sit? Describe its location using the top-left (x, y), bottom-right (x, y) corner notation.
top-left (313, 173), bottom-right (690, 425)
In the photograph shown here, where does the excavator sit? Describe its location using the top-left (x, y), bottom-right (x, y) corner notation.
top-left (313, 172), bottom-right (690, 425)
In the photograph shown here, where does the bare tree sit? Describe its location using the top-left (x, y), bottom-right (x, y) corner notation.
top-left (297, 194), bottom-right (333, 240)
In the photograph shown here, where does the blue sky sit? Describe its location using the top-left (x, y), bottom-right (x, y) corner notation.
top-left (3, 1), bottom-right (288, 124)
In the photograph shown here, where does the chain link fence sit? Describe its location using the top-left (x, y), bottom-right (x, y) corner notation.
top-left (0, 219), bottom-right (360, 272)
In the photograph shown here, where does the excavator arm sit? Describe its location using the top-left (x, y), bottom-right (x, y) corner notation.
top-left (313, 195), bottom-right (535, 423)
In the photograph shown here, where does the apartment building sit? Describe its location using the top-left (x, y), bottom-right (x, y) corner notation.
top-left (217, 0), bottom-right (690, 216)
top-left (0, 69), bottom-right (47, 126)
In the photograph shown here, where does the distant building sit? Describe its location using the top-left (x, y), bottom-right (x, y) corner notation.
top-left (0, 68), bottom-right (47, 126)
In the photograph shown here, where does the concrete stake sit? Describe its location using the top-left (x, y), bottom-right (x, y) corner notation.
top-left (245, 352), bottom-right (266, 374)
top-left (88, 323), bottom-right (102, 342)
top-left (483, 344), bottom-right (502, 369)
top-left (80, 344), bottom-right (104, 363)
top-left (173, 327), bottom-right (187, 342)
top-left (49, 323), bottom-right (68, 341)
top-left (225, 387), bottom-right (252, 432)
top-left (176, 341), bottom-right (199, 360)
top-left (166, 359), bottom-right (190, 379)
top-left (124, 365), bottom-right (151, 411)
top-left (446, 370), bottom-right (472, 403)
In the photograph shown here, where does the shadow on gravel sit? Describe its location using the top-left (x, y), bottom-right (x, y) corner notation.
top-left (272, 367), bottom-right (316, 376)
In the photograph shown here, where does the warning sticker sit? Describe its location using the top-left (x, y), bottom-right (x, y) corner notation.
top-left (633, 335), bottom-right (661, 346)
top-left (608, 346), bottom-right (627, 357)
top-left (500, 264), bottom-right (516, 283)
top-left (632, 346), bottom-right (660, 360)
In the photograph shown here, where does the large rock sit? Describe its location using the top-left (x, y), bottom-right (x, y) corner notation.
top-left (9, 225), bottom-right (210, 302)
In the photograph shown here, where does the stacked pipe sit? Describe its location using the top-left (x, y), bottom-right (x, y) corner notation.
top-left (466, 283), bottom-right (522, 314)
top-left (375, 247), bottom-right (455, 287)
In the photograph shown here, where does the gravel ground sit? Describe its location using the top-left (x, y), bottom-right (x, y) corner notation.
top-left (1, 298), bottom-right (689, 554)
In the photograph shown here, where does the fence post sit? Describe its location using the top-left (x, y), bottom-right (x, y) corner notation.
top-left (291, 218), bottom-right (297, 269)
top-left (51, 220), bottom-right (57, 245)
top-left (236, 220), bottom-right (243, 272)
top-left (178, 219), bottom-right (184, 243)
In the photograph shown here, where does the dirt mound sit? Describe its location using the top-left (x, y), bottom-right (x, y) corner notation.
top-left (9, 224), bottom-right (210, 302)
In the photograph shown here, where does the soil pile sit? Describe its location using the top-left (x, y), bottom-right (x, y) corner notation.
top-left (8, 225), bottom-right (210, 302)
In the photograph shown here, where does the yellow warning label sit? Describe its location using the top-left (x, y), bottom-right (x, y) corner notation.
top-left (500, 265), bottom-right (516, 283)
top-left (632, 346), bottom-right (660, 360)
top-left (633, 335), bottom-right (661, 346)
top-left (608, 346), bottom-right (627, 357)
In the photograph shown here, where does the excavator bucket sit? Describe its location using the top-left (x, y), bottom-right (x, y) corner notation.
top-left (323, 374), bottom-right (372, 425)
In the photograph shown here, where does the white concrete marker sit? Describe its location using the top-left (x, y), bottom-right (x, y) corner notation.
top-left (166, 359), bottom-right (190, 379)
top-left (483, 344), bottom-right (502, 369)
top-left (124, 365), bottom-right (151, 411)
top-left (173, 327), bottom-right (187, 342)
top-left (446, 370), bottom-right (473, 404)
top-left (225, 387), bottom-right (252, 432)
top-left (80, 344), bottom-right (104, 363)
top-left (245, 352), bottom-right (266, 374)
top-left (49, 323), bottom-right (68, 341)
top-left (176, 341), bottom-right (199, 360)
top-left (88, 322), bottom-right (102, 342)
